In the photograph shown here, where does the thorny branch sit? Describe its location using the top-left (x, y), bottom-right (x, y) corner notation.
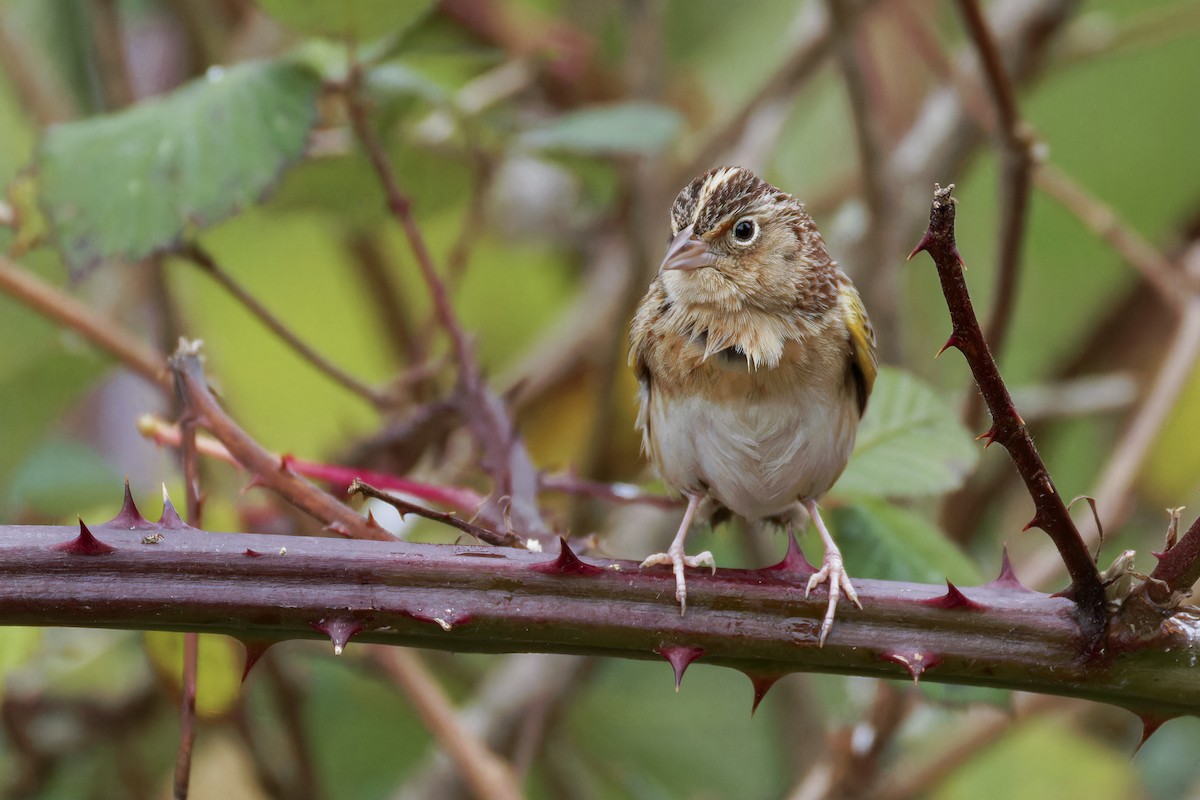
top-left (910, 184), bottom-right (1107, 642)
top-left (3, 522), bottom-right (1200, 719)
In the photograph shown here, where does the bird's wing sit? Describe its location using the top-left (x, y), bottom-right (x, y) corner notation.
top-left (628, 281), bottom-right (663, 450)
top-left (840, 284), bottom-right (877, 416)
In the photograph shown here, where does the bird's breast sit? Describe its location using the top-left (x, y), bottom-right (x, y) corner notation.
top-left (647, 374), bottom-right (858, 519)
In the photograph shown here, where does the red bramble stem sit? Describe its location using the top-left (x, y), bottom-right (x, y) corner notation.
top-left (911, 184), bottom-right (1107, 646)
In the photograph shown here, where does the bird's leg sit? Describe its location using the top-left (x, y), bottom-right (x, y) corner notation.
top-left (802, 499), bottom-right (861, 647)
top-left (640, 494), bottom-right (715, 615)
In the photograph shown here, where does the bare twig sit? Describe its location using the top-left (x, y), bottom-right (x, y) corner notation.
top-left (911, 184), bottom-right (1106, 641)
top-left (181, 244), bottom-right (391, 409)
top-left (0, 255), bottom-right (168, 389)
top-left (373, 648), bottom-right (524, 800)
top-left (168, 341), bottom-right (390, 541)
top-left (350, 478), bottom-right (520, 549)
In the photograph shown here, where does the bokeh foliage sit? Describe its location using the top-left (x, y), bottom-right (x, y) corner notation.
top-left (1, 0), bottom-right (1198, 797)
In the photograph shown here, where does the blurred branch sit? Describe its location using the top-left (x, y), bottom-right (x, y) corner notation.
top-left (677, 0), bottom-right (843, 182)
top-left (344, 230), bottom-right (424, 369)
top-left (1035, 162), bottom-right (1191, 306)
top-left (954, 0), bottom-right (1037, 425)
top-left (181, 244), bottom-right (392, 409)
top-left (2, 523), bottom-right (1199, 718)
top-left (0, 11), bottom-right (76, 125)
top-left (0, 254), bottom-right (169, 389)
top-left (394, 654), bottom-right (592, 799)
top-left (373, 648), bottom-right (524, 800)
top-left (911, 184), bottom-right (1106, 638)
top-left (173, 370), bottom-right (203, 800)
top-left (343, 60), bottom-right (553, 545)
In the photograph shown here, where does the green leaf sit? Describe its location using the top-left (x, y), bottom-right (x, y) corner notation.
top-left (830, 499), bottom-right (981, 584)
top-left (39, 58), bottom-right (322, 276)
top-left (254, 0), bottom-right (434, 41)
top-left (520, 102), bottom-right (685, 155)
top-left (834, 367), bottom-right (979, 498)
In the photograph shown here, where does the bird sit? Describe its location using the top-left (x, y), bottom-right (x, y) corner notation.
top-left (629, 166), bottom-right (877, 646)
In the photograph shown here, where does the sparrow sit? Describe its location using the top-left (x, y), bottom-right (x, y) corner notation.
top-left (629, 166), bottom-right (877, 646)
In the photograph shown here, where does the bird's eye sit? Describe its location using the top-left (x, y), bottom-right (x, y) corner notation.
top-left (732, 218), bottom-right (757, 244)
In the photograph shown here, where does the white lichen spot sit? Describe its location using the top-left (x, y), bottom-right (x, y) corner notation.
top-left (279, 547), bottom-right (287, 555)
top-left (526, 539), bottom-right (543, 553)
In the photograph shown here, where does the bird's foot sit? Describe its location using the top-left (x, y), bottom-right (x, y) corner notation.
top-left (641, 548), bottom-right (716, 615)
top-left (805, 551), bottom-right (861, 647)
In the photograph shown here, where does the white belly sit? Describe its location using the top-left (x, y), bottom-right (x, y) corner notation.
top-left (649, 387), bottom-right (856, 519)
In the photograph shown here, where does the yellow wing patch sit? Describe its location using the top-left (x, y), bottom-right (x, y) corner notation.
top-left (840, 286), bottom-right (877, 415)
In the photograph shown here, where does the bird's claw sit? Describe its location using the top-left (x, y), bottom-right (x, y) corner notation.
top-left (641, 549), bottom-right (716, 615)
top-left (805, 552), bottom-right (860, 647)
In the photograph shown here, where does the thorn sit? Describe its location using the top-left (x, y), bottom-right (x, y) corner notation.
top-left (402, 607), bottom-right (473, 630)
top-left (952, 246), bottom-right (965, 268)
top-left (1021, 515), bottom-right (1042, 532)
top-left (55, 518), bottom-right (117, 555)
top-left (310, 618), bottom-right (364, 656)
top-left (758, 530), bottom-right (816, 578)
top-left (920, 580), bottom-right (987, 611)
top-left (106, 478), bottom-right (153, 529)
top-left (158, 484), bottom-right (192, 530)
top-left (742, 671), bottom-right (783, 715)
top-left (935, 335), bottom-right (960, 359)
top-left (530, 537), bottom-right (604, 576)
top-left (365, 509), bottom-right (385, 531)
top-left (1133, 714), bottom-right (1173, 755)
top-left (881, 650), bottom-right (943, 683)
top-left (656, 645), bottom-right (704, 692)
top-left (907, 230), bottom-right (934, 261)
top-left (985, 544), bottom-right (1035, 592)
top-left (279, 454), bottom-right (296, 474)
top-left (244, 548), bottom-right (264, 557)
top-left (239, 639), bottom-right (275, 683)
top-left (975, 427), bottom-right (999, 448)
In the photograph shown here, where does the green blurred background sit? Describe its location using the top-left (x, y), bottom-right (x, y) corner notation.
top-left (1, 0), bottom-right (1199, 797)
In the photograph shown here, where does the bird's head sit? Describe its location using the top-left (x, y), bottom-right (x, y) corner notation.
top-left (659, 166), bottom-right (836, 315)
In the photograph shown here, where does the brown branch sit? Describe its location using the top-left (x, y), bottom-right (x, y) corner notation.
top-left (373, 648), bottom-right (524, 800)
top-left (350, 478), bottom-right (520, 549)
top-left (181, 244), bottom-right (391, 409)
top-left (910, 184), bottom-right (1106, 642)
top-left (954, 0), bottom-right (1036, 424)
top-left (0, 255), bottom-right (168, 389)
top-left (168, 341), bottom-right (390, 542)
top-left (2, 523), bottom-right (1199, 718)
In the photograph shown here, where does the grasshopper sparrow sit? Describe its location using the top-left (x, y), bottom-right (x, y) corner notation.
top-left (629, 166), bottom-right (877, 646)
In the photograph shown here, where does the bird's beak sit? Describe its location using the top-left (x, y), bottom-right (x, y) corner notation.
top-left (659, 224), bottom-right (714, 272)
